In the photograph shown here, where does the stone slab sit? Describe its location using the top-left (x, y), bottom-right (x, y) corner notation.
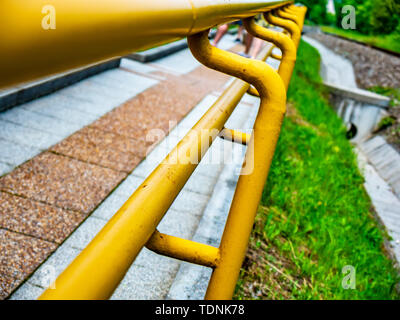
top-left (0, 59), bottom-right (121, 112)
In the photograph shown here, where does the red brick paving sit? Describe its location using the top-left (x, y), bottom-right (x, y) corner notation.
top-left (0, 192), bottom-right (85, 244)
top-left (0, 152), bottom-right (127, 214)
top-left (0, 229), bottom-right (56, 299)
top-left (51, 127), bottom-right (144, 173)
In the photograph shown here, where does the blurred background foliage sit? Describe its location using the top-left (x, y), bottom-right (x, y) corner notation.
top-left (302, 0), bottom-right (400, 36)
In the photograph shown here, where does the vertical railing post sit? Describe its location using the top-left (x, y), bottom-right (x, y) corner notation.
top-left (265, 10), bottom-right (301, 49)
top-left (187, 28), bottom-right (287, 299)
top-left (243, 16), bottom-right (297, 90)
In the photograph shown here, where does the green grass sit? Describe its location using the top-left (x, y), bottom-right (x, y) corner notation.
top-left (320, 26), bottom-right (400, 54)
top-left (368, 86), bottom-right (400, 107)
top-left (234, 40), bottom-right (399, 300)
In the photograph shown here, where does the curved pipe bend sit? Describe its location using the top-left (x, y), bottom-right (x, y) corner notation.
top-left (188, 30), bottom-right (287, 299)
top-left (187, 30), bottom-right (286, 115)
top-left (284, 6), bottom-right (307, 22)
top-left (286, 4), bottom-right (307, 14)
top-left (265, 11), bottom-right (301, 49)
top-left (243, 16), bottom-right (296, 90)
top-left (282, 4), bottom-right (307, 30)
top-left (276, 7), bottom-right (302, 29)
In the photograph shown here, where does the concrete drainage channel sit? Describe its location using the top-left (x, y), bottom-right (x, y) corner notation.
top-left (324, 82), bottom-right (390, 143)
top-left (303, 36), bottom-right (400, 264)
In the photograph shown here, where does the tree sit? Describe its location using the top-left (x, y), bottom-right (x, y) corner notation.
top-left (301, 0), bottom-right (330, 25)
top-left (334, 0), bottom-right (400, 35)
top-left (369, 0), bottom-right (400, 34)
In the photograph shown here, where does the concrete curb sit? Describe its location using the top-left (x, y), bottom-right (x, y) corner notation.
top-left (0, 58), bottom-right (121, 112)
top-left (125, 28), bottom-right (244, 63)
top-left (126, 39), bottom-right (189, 63)
top-left (323, 82), bottom-right (391, 108)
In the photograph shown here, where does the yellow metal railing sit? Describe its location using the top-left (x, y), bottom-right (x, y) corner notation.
top-left (1, 0), bottom-right (298, 89)
top-left (1, 1), bottom-right (307, 300)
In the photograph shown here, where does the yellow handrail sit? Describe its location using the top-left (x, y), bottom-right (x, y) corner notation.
top-left (266, 10), bottom-right (302, 49)
top-left (243, 15), bottom-right (297, 90)
top-left (0, 0), bottom-right (292, 89)
top-left (188, 29), bottom-right (287, 299)
top-left (38, 43), bottom-right (275, 301)
top-left (36, 2), bottom-right (306, 300)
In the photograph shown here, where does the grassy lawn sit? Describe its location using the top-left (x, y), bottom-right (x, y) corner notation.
top-left (368, 86), bottom-right (400, 107)
top-left (233, 40), bottom-right (400, 300)
top-left (320, 26), bottom-right (400, 54)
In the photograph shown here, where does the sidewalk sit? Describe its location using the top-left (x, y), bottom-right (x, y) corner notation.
top-left (1, 35), bottom-right (243, 299)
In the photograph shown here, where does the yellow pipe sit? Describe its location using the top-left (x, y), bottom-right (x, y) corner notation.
top-left (39, 39), bottom-right (275, 301)
top-left (37, 4), bottom-right (302, 301)
top-left (219, 128), bottom-right (251, 146)
top-left (271, 52), bottom-right (283, 60)
top-left (243, 16), bottom-right (296, 91)
top-left (285, 5), bottom-right (307, 25)
top-left (265, 10), bottom-right (301, 49)
top-left (281, 4), bottom-right (307, 31)
top-left (283, 5), bottom-right (304, 22)
top-left (247, 86), bottom-right (260, 97)
top-left (186, 30), bottom-right (287, 300)
top-left (276, 7), bottom-right (302, 29)
top-left (39, 80), bottom-right (245, 300)
top-left (0, 0), bottom-right (292, 89)
top-left (287, 4), bottom-right (307, 16)
top-left (288, 5), bottom-right (307, 31)
top-left (205, 8), bottom-right (305, 298)
top-left (146, 230), bottom-right (220, 268)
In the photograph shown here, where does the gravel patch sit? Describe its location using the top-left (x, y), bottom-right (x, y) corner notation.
top-left (308, 33), bottom-right (400, 89)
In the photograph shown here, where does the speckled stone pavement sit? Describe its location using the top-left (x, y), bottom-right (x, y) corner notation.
top-left (0, 41), bottom-right (239, 299)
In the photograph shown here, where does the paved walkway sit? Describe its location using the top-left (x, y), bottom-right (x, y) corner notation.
top-left (0, 34), bottom-right (276, 299)
top-left (0, 35), bottom-right (246, 299)
top-left (10, 90), bottom-right (261, 300)
top-left (4, 32), bottom-right (398, 300)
